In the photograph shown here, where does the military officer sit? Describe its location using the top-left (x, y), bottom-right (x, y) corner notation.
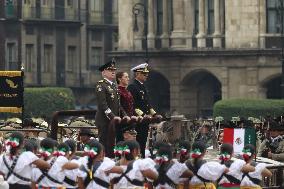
top-left (257, 121), bottom-right (284, 162)
top-left (127, 63), bottom-right (162, 157)
top-left (95, 59), bottom-right (121, 157)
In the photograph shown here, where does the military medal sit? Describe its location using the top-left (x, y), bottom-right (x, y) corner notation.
top-left (97, 85), bottom-right (102, 92)
top-left (140, 91), bottom-right (144, 100)
top-left (111, 93), bottom-right (115, 99)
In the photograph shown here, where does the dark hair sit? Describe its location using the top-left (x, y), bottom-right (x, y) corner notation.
top-left (40, 138), bottom-right (55, 150)
top-left (122, 140), bottom-right (140, 161)
top-left (86, 139), bottom-right (103, 170)
top-left (24, 139), bottom-right (38, 153)
top-left (64, 139), bottom-right (76, 153)
top-left (220, 143), bottom-right (233, 155)
top-left (219, 143), bottom-right (233, 164)
top-left (116, 71), bottom-right (127, 84)
top-left (179, 141), bottom-right (191, 151)
top-left (8, 132), bottom-right (24, 156)
top-left (244, 144), bottom-right (255, 154)
top-left (153, 141), bottom-right (167, 150)
top-left (57, 143), bottom-right (70, 153)
top-left (192, 141), bottom-right (206, 154)
top-left (157, 144), bottom-right (172, 160)
top-left (243, 144), bottom-right (255, 162)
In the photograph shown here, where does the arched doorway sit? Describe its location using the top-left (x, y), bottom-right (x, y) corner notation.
top-left (181, 70), bottom-right (222, 118)
top-left (263, 75), bottom-right (281, 99)
top-left (145, 71), bottom-right (170, 115)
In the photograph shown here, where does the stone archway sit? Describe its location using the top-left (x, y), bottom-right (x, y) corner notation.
top-left (181, 70), bottom-right (222, 118)
top-left (145, 71), bottom-right (170, 115)
top-left (262, 74), bottom-right (281, 99)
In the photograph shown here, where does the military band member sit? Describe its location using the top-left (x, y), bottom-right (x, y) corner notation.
top-left (95, 59), bottom-right (122, 157)
top-left (257, 122), bottom-right (284, 162)
top-left (128, 63), bottom-right (162, 157)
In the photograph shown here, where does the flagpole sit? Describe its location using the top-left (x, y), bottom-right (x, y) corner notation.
top-left (21, 65), bottom-right (24, 124)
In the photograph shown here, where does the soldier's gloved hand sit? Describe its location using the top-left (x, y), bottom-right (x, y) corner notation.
top-left (130, 116), bottom-right (138, 123)
top-left (113, 116), bottom-right (121, 124)
top-left (142, 115), bottom-right (152, 124)
top-left (121, 116), bottom-right (131, 124)
top-left (137, 116), bottom-right (143, 123)
top-left (152, 114), bottom-right (163, 123)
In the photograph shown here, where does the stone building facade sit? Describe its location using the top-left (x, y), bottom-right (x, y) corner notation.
top-left (111, 0), bottom-right (283, 118)
top-left (0, 0), bottom-right (118, 107)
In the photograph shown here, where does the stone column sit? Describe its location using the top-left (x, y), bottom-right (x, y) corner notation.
top-left (196, 0), bottom-right (206, 48)
top-left (147, 0), bottom-right (155, 49)
top-left (259, 0), bottom-right (266, 48)
top-left (213, 0), bottom-right (222, 48)
top-left (161, 0), bottom-right (169, 48)
top-left (185, 0), bottom-right (194, 49)
top-left (118, 0), bottom-right (134, 50)
top-left (133, 0), bottom-right (144, 50)
top-left (170, 0), bottom-right (186, 48)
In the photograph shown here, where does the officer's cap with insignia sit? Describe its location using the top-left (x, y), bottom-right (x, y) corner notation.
top-left (98, 58), bottom-right (117, 72)
top-left (131, 63), bottom-right (149, 73)
top-left (122, 123), bottom-right (137, 135)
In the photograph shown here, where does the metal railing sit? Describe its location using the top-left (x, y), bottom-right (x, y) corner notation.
top-left (263, 165), bottom-right (284, 189)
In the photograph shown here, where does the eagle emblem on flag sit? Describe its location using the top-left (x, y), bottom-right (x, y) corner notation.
top-left (235, 137), bottom-right (242, 145)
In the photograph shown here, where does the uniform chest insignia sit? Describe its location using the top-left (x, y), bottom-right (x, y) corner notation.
top-left (97, 85), bottom-right (102, 92)
top-left (108, 86), bottom-right (114, 92)
top-left (111, 93), bottom-right (115, 99)
top-left (140, 90), bottom-right (144, 99)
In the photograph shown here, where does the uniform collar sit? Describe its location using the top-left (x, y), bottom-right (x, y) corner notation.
top-left (104, 78), bottom-right (114, 85)
top-left (135, 79), bottom-right (143, 85)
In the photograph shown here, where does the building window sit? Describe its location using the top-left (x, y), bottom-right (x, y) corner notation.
top-left (267, 0), bottom-right (283, 33)
top-left (43, 44), bottom-right (52, 72)
top-left (43, 27), bottom-right (53, 35)
top-left (68, 29), bottom-right (77, 37)
top-left (25, 44), bottom-right (33, 72)
top-left (67, 0), bottom-right (74, 7)
top-left (90, 0), bottom-right (103, 11)
top-left (26, 26), bottom-right (34, 35)
top-left (67, 46), bottom-right (76, 72)
top-left (194, 0), bottom-right (199, 34)
top-left (157, 0), bottom-right (163, 35)
top-left (24, 0), bottom-right (31, 4)
top-left (42, 0), bottom-right (50, 6)
top-left (207, 0), bottom-right (214, 34)
top-left (91, 30), bottom-right (103, 41)
top-left (6, 43), bottom-right (17, 70)
top-left (90, 47), bottom-right (102, 69)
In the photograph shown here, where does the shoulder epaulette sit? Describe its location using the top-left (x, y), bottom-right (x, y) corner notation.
top-left (98, 80), bottom-right (104, 83)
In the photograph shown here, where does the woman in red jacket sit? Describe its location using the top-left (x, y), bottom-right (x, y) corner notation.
top-left (116, 72), bottom-right (139, 142)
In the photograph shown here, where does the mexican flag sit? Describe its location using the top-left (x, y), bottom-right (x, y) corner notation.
top-left (223, 128), bottom-right (256, 154)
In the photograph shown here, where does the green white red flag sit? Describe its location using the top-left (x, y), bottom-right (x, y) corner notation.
top-left (223, 128), bottom-right (256, 154)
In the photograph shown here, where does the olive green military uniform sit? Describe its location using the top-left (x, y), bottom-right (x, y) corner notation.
top-left (95, 78), bottom-right (120, 157)
top-left (257, 138), bottom-right (284, 162)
